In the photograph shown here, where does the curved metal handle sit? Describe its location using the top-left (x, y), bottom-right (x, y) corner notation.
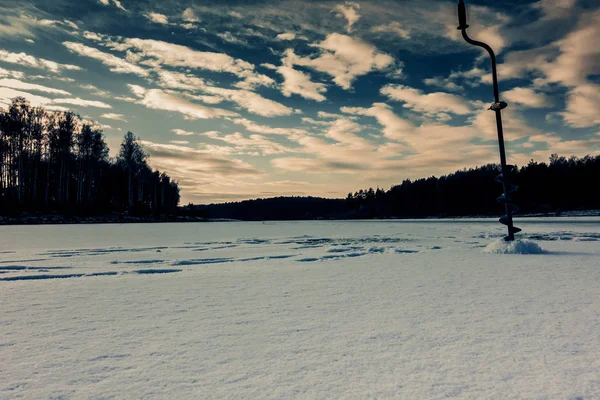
top-left (461, 30), bottom-right (499, 102)
top-left (457, 0), bottom-right (469, 30)
top-left (457, 0), bottom-right (499, 103)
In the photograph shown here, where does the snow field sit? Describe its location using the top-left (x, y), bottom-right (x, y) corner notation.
top-left (1, 219), bottom-right (599, 399)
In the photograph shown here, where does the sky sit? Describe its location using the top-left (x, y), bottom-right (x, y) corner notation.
top-left (1, 0), bottom-right (599, 204)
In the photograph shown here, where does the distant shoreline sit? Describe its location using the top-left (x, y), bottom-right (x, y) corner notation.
top-left (0, 214), bottom-right (206, 226)
top-left (1, 210), bottom-right (599, 226)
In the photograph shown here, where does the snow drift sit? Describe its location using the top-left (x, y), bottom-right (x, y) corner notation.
top-left (483, 239), bottom-right (544, 254)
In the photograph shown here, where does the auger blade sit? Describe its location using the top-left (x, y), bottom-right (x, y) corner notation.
top-left (503, 227), bottom-right (521, 241)
top-left (495, 174), bottom-right (505, 183)
top-left (499, 216), bottom-right (509, 226)
top-left (496, 194), bottom-right (506, 203)
top-left (508, 184), bottom-right (518, 193)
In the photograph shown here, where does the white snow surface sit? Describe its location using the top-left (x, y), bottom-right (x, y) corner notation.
top-left (1, 218), bottom-right (599, 399)
top-left (483, 239), bottom-right (545, 254)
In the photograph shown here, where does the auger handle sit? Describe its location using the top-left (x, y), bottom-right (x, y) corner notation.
top-left (457, 0), bottom-right (469, 30)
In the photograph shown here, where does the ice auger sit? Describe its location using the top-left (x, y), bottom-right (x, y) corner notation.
top-left (457, 0), bottom-right (521, 241)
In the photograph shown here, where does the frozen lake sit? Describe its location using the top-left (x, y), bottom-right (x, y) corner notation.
top-left (1, 219), bottom-right (599, 399)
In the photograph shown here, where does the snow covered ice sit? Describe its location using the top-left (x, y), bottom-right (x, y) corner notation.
top-left (1, 218), bottom-right (599, 399)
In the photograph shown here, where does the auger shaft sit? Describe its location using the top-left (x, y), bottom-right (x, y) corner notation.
top-left (457, 0), bottom-right (521, 241)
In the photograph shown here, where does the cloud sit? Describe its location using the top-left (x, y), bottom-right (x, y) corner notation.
top-left (560, 83), bottom-right (600, 128)
top-left (98, 0), bottom-right (127, 12)
top-left (183, 93), bottom-right (224, 105)
top-left (140, 140), bottom-right (263, 201)
top-left (53, 98), bottom-right (112, 108)
top-left (424, 67), bottom-right (488, 92)
top-left (140, 141), bottom-right (262, 198)
top-left (216, 32), bottom-right (247, 45)
top-left (182, 8), bottom-right (199, 23)
top-left (540, 10), bottom-right (600, 87)
top-left (284, 34), bottom-right (394, 90)
top-left (0, 15), bottom-right (37, 38)
top-left (155, 70), bottom-right (207, 91)
top-left (0, 87), bottom-right (111, 110)
top-left (0, 13), bottom-right (84, 39)
top-left (201, 131), bottom-right (296, 156)
top-left (63, 20), bottom-right (79, 30)
top-left (504, 87), bottom-right (551, 108)
top-left (63, 42), bottom-right (149, 77)
top-left (101, 113), bottom-right (127, 121)
top-left (334, 2), bottom-right (361, 33)
top-left (270, 117), bottom-right (409, 176)
top-left (488, 10), bottom-right (600, 131)
top-left (0, 50), bottom-right (81, 72)
top-left (0, 87), bottom-right (51, 107)
top-left (79, 84), bottom-right (111, 97)
top-left (180, 23), bottom-right (198, 30)
top-left (528, 134), bottom-right (562, 145)
top-left (469, 107), bottom-right (542, 142)
top-left (532, 0), bottom-right (576, 21)
top-left (342, 103), bottom-right (413, 141)
top-left (202, 87), bottom-right (293, 117)
top-left (0, 79), bottom-right (70, 95)
top-left (276, 33), bottom-right (296, 41)
top-left (317, 111), bottom-right (345, 119)
top-left (324, 118), bottom-right (372, 150)
top-left (272, 118), bottom-right (381, 175)
top-left (550, 138), bottom-right (600, 154)
top-left (369, 145), bottom-right (497, 181)
top-left (153, 70), bottom-right (291, 117)
top-left (423, 77), bottom-right (461, 92)
top-left (129, 85), bottom-right (237, 120)
top-left (127, 84), bottom-right (147, 97)
top-left (338, 102), bottom-right (510, 176)
top-left (83, 31), bottom-right (105, 41)
top-left (276, 63), bottom-right (327, 102)
top-left (107, 38), bottom-right (274, 89)
top-left (232, 118), bottom-right (307, 137)
top-left (171, 129), bottom-right (197, 136)
top-left (492, 9), bottom-right (600, 87)
top-left (371, 22), bottom-right (411, 39)
top-left (272, 157), bottom-right (363, 174)
top-left (0, 68), bottom-right (24, 79)
top-left (302, 117), bottom-right (334, 126)
top-left (380, 84), bottom-right (474, 117)
top-left (143, 12), bottom-right (169, 25)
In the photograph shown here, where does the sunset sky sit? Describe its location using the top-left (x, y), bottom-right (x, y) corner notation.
top-left (1, 0), bottom-right (599, 204)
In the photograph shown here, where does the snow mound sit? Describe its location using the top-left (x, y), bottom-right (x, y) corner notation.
top-left (483, 239), bottom-right (544, 254)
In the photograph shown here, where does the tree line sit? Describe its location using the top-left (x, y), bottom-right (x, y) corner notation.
top-left (188, 153), bottom-right (600, 220)
top-left (0, 98), bottom-right (180, 216)
top-left (346, 154), bottom-right (600, 218)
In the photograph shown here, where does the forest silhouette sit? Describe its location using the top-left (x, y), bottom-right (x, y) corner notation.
top-left (0, 98), bottom-right (180, 217)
